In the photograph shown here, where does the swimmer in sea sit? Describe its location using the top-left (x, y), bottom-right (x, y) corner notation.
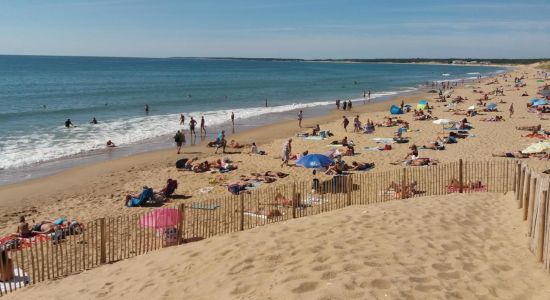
top-left (65, 118), bottom-right (73, 128)
top-left (91, 117), bottom-right (98, 124)
top-left (106, 140), bottom-right (116, 147)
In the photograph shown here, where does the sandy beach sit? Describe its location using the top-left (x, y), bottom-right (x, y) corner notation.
top-left (1, 64), bottom-right (549, 236)
top-left (5, 192), bottom-right (550, 299)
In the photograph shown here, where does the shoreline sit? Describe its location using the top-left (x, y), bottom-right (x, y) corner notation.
top-left (1, 64), bottom-right (505, 186)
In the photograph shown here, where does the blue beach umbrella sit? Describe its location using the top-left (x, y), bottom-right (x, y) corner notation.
top-left (487, 103), bottom-right (497, 110)
top-left (419, 100), bottom-right (429, 105)
top-left (296, 154), bottom-right (333, 168)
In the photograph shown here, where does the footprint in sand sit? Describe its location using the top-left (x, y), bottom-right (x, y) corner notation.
top-left (291, 282), bottom-right (319, 293)
top-left (437, 271), bottom-right (460, 280)
top-left (370, 279), bottom-right (391, 289)
top-left (321, 271), bottom-right (337, 280)
top-left (432, 263), bottom-right (452, 272)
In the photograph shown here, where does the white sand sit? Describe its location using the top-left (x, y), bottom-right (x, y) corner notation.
top-left (6, 192), bottom-right (550, 299)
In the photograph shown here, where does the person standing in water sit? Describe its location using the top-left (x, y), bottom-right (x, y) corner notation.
top-left (336, 99), bottom-right (341, 110)
top-left (200, 116), bottom-right (206, 136)
top-left (342, 101), bottom-right (347, 111)
top-left (91, 117), bottom-right (98, 124)
top-left (265, 99), bottom-right (268, 107)
top-left (144, 104), bottom-right (149, 114)
top-left (298, 110), bottom-right (303, 127)
top-left (65, 119), bottom-right (73, 128)
top-left (231, 112), bottom-right (235, 126)
top-left (368, 90), bottom-right (371, 102)
top-left (189, 117), bottom-right (197, 138)
top-left (180, 114), bottom-right (185, 125)
top-left (347, 100), bottom-right (352, 110)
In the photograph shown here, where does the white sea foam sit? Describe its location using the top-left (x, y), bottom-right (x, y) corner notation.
top-left (467, 72), bottom-right (481, 75)
top-left (0, 90), bottom-right (413, 170)
top-left (442, 73), bottom-right (451, 76)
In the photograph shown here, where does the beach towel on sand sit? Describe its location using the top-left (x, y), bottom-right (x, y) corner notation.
top-left (191, 203), bottom-right (220, 210)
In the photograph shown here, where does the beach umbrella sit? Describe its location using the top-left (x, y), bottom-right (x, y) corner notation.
top-left (432, 119), bottom-right (453, 125)
top-left (522, 142), bottom-right (550, 154)
top-left (296, 154), bottom-right (333, 168)
top-left (419, 100), bottom-right (429, 105)
top-left (140, 208), bottom-right (182, 229)
top-left (487, 103), bottom-right (497, 110)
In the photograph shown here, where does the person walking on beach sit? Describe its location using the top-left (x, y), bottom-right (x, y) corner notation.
top-left (144, 104), bottom-right (149, 114)
top-left (342, 116), bottom-right (350, 132)
top-left (180, 114), bottom-right (185, 125)
top-left (215, 130), bottom-right (226, 154)
top-left (189, 117), bottom-right (197, 138)
top-left (353, 115), bottom-right (361, 133)
top-left (200, 116), bottom-right (206, 136)
top-left (281, 138), bottom-right (292, 167)
top-left (336, 99), bottom-right (340, 110)
top-left (298, 110), bottom-right (303, 127)
top-left (231, 112), bottom-right (235, 126)
top-left (342, 101), bottom-right (347, 111)
top-left (174, 130), bottom-right (185, 154)
top-left (347, 100), bottom-right (352, 110)
top-left (509, 103), bottom-right (514, 118)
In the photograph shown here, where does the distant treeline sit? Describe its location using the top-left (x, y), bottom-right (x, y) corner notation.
top-left (194, 57), bottom-right (550, 65)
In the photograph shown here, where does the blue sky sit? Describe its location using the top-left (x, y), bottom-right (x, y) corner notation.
top-left (1, 0), bottom-right (549, 58)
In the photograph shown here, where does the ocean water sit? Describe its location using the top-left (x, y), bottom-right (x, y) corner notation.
top-left (0, 55), bottom-right (505, 174)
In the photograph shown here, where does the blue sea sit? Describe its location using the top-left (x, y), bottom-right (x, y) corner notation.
top-left (0, 55), bottom-right (505, 182)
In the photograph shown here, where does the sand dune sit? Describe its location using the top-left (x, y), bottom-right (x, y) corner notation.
top-left (6, 192), bottom-right (550, 299)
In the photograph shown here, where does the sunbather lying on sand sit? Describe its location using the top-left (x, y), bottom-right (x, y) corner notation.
top-left (421, 139), bottom-right (445, 150)
top-left (522, 131), bottom-right (550, 139)
top-left (480, 116), bottom-right (504, 122)
top-left (347, 161), bottom-right (375, 171)
top-left (449, 178), bottom-right (484, 189)
top-left (492, 151), bottom-right (530, 158)
top-left (244, 207), bottom-right (282, 218)
top-left (229, 140), bottom-right (251, 149)
top-left (387, 180), bottom-right (418, 198)
top-left (516, 124), bottom-right (542, 131)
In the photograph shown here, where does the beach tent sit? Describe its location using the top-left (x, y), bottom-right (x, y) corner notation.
top-left (390, 105), bottom-right (403, 115)
top-left (522, 142), bottom-right (550, 154)
top-left (486, 103), bottom-right (497, 111)
top-left (296, 154), bottom-right (333, 168)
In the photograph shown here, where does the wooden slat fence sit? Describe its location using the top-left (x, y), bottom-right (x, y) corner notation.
top-left (0, 159), bottom-right (519, 296)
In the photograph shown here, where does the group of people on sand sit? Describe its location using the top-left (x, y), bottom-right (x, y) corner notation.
top-left (12, 216), bottom-right (83, 238)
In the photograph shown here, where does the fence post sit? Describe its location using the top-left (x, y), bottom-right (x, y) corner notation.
top-left (525, 177), bottom-right (537, 221)
top-left (347, 176), bottom-right (353, 206)
top-left (516, 168), bottom-right (525, 201)
top-left (536, 190), bottom-right (548, 262)
top-left (401, 168), bottom-right (407, 199)
top-left (99, 218), bottom-right (106, 264)
top-left (177, 203), bottom-right (185, 245)
top-left (459, 159), bottom-right (464, 193)
top-left (239, 193), bottom-right (244, 231)
top-left (292, 183), bottom-right (297, 218)
top-left (521, 171), bottom-right (531, 209)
